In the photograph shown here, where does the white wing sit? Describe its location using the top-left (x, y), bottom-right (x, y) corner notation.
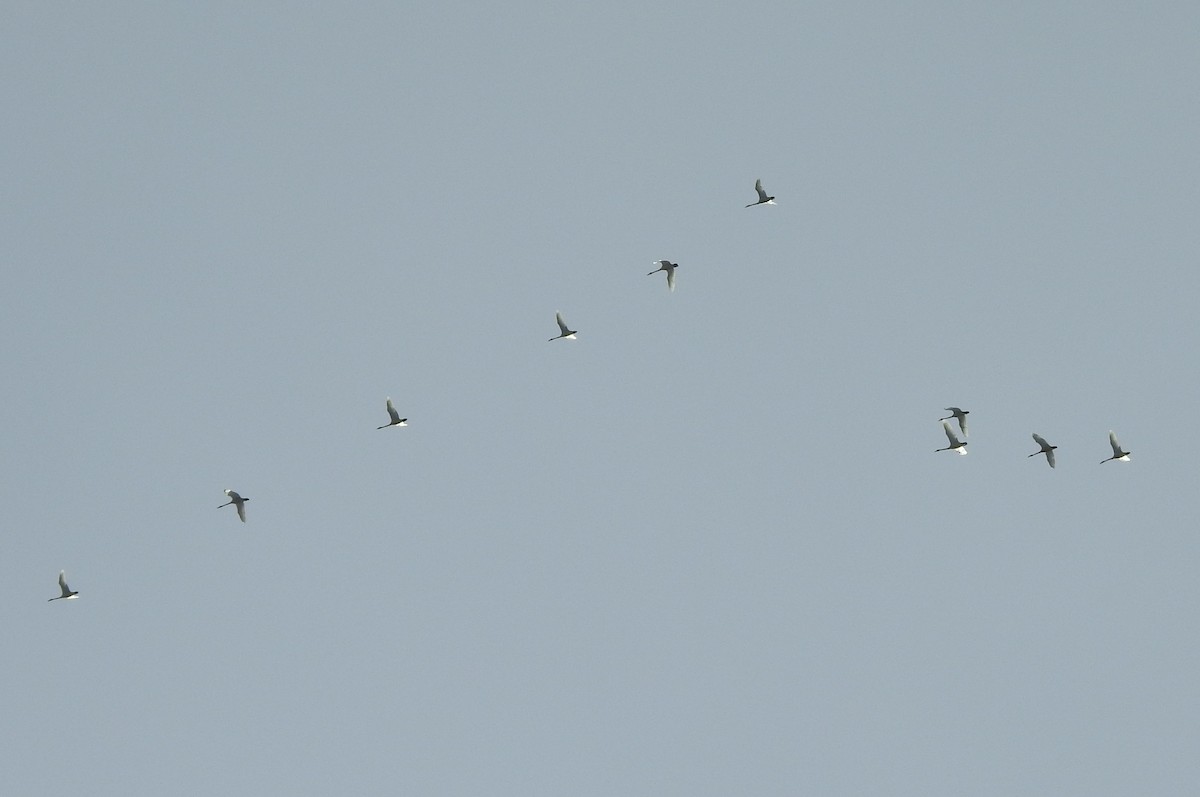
top-left (1046, 449), bottom-right (1056, 468)
top-left (555, 312), bottom-right (569, 335)
top-left (666, 268), bottom-right (675, 291)
top-left (1032, 433), bottom-right (1050, 449)
top-left (236, 501), bottom-right (246, 522)
top-left (755, 179), bottom-right (769, 201)
top-left (1109, 431), bottom-right (1122, 456)
top-left (942, 421), bottom-right (961, 446)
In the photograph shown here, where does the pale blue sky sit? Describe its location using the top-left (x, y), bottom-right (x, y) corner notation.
top-left (3, 3), bottom-right (1200, 794)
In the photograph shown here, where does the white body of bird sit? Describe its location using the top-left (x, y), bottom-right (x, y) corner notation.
top-left (935, 421), bottom-right (968, 454)
top-left (745, 178), bottom-right (776, 207)
top-left (648, 260), bottom-right (678, 292)
top-left (1029, 434), bottom-right (1057, 468)
top-left (219, 489), bottom-right (249, 522)
top-left (48, 570), bottom-right (78, 601)
top-left (1101, 431), bottom-right (1130, 463)
top-left (549, 312), bottom-right (577, 341)
top-left (377, 397), bottom-right (408, 429)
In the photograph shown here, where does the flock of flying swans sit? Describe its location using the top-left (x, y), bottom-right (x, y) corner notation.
top-left (58, 180), bottom-right (1132, 599)
top-left (934, 407), bottom-right (1131, 469)
top-left (50, 180), bottom-right (782, 600)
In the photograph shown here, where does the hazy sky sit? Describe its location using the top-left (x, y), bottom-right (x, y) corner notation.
top-left (4, 3), bottom-right (1200, 794)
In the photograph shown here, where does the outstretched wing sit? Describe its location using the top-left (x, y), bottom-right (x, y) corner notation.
top-left (942, 408), bottom-right (967, 436)
top-left (1109, 431), bottom-right (1122, 456)
top-left (236, 501), bottom-right (246, 522)
top-left (59, 570), bottom-right (70, 596)
top-left (942, 421), bottom-right (960, 446)
top-left (754, 178), bottom-right (768, 202)
top-left (1046, 449), bottom-right (1056, 468)
top-left (1032, 433), bottom-right (1050, 449)
top-left (666, 268), bottom-right (675, 291)
top-left (555, 312), bottom-right (569, 335)
top-left (386, 398), bottom-right (400, 423)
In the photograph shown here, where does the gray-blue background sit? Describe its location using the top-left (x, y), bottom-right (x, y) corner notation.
top-left (4, 3), bottom-right (1198, 794)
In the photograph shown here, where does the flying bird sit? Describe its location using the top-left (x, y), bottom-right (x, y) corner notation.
top-left (549, 311), bottom-right (577, 341)
top-left (940, 407), bottom-right (969, 437)
top-left (935, 421), bottom-right (968, 454)
top-left (1101, 431), bottom-right (1131, 463)
top-left (377, 397), bottom-right (408, 429)
top-left (48, 570), bottom-right (78, 602)
top-left (219, 489), bottom-right (249, 522)
top-left (648, 260), bottom-right (678, 292)
top-left (1029, 434), bottom-right (1057, 468)
top-left (745, 178), bottom-right (776, 207)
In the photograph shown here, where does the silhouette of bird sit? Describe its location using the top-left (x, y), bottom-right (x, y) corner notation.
top-left (745, 178), bottom-right (776, 207)
top-left (219, 489), bottom-right (248, 522)
top-left (549, 312), bottom-right (577, 341)
top-left (1101, 431), bottom-right (1130, 463)
top-left (1029, 434), bottom-right (1057, 468)
top-left (648, 260), bottom-right (678, 292)
top-left (935, 421), bottom-right (968, 454)
top-left (48, 570), bottom-right (78, 601)
top-left (940, 407), bottom-right (969, 437)
top-left (376, 397), bottom-right (408, 429)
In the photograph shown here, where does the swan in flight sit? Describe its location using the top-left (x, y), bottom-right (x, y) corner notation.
top-left (745, 178), bottom-right (776, 207)
top-left (48, 571), bottom-right (78, 601)
top-left (1101, 431), bottom-right (1130, 463)
top-left (219, 489), bottom-right (249, 522)
top-left (377, 397), bottom-right (408, 429)
top-left (940, 407), bottom-right (969, 437)
top-left (1029, 434), bottom-right (1057, 468)
top-left (935, 421), bottom-right (968, 454)
top-left (648, 260), bottom-right (678, 292)
top-left (549, 312), bottom-right (577, 341)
